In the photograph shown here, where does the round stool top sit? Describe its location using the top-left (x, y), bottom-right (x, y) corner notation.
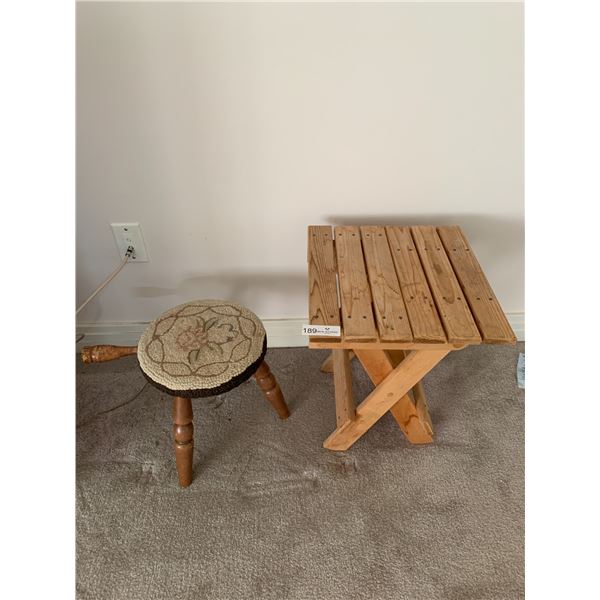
top-left (137, 300), bottom-right (266, 397)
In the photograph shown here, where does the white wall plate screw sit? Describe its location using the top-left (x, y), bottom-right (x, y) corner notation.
top-left (110, 223), bottom-right (149, 262)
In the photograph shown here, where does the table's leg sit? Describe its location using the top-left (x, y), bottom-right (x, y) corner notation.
top-left (355, 349), bottom-right (433, 444)
top-left (409, 379), bottom-right (434, 438)
top-left (323, 349), bottom-right (449, 451)
top-left (320, 350), bottom-right (355, 373)
top-left (331, 349), bottom-right (356, 427)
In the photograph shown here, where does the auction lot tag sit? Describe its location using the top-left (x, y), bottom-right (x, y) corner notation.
top-left (302, 324), bottom-right (341, 337)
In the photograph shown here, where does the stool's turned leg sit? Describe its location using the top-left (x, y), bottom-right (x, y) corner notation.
top-left (81, 345), bottom-right (137, 363)
top-left (254, 361), bottom-right (290, 419)
top-left (172, 396), bottom-right (194, 487)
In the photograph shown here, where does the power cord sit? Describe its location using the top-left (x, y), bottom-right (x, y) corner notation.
top-left (76, 246), bottom-right (134, 316)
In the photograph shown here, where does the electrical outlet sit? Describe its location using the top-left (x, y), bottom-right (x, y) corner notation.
top-left (111, 223), bottom-right (149, 262)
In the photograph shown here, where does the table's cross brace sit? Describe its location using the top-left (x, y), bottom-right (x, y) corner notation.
top-left (355, 349), bottom-right (434, 444)
top-left (323, 348), bottom-right (450, 451)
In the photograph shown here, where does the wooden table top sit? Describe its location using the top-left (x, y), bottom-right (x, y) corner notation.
top-left (307, 225), bottom-right (516, 350)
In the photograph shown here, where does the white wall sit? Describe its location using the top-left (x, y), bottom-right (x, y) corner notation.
top-left (77, 2), bottom-right (523, 331)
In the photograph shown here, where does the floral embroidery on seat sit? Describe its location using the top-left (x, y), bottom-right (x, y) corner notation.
top-left (175, 317), bottom-right (238, 365)
top-left (138, 300), bottom-right (265, 388)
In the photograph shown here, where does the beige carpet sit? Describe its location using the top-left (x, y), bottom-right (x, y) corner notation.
top-left (76, 343), bottom-right (524, 600)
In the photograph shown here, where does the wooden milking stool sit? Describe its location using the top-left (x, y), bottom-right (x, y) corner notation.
top-left (81, 300), bottom-right (289, 487)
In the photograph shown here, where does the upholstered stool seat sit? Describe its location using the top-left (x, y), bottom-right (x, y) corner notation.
top-left (138, 300), bottom-right (267, 398)
top-left (81, 299), bottom-right (289, 488)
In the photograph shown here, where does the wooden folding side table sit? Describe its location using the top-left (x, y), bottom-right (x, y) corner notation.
top-left (307, 225), bottom-right (516, 451)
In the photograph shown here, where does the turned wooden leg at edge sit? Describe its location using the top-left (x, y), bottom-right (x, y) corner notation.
top-left (81, 345), bottom-right (137, 363)
top-left (254, 361), bottom-right (290, 419)
top-left (173, 396), bottom-right (194, 487)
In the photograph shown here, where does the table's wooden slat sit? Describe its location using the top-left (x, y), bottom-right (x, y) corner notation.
top-left (334, 226), bottom-right (378, 341)
top-left (385, 226), bottom-right (447, 343)
top-left (411, 226), bottom-right (481, 344)
top-left (307, 226), bottom-right (340, 330)
top-left (360, 226), bottom-right (413, 342)
top-left (437, 226), bottom-right (516, 344)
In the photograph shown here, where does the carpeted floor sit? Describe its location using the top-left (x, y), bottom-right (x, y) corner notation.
top-left (76, 343), bottom-right (524, 600)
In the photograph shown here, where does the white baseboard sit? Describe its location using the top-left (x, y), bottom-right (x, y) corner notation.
top-left (77, 312), bottom-right (524, 350)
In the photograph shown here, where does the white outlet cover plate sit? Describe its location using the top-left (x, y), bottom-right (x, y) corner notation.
top-left (110, 222), bottom-right (149, 262)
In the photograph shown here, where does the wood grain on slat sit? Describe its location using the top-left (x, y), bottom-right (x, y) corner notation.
top-left (308, 226), bottom-right (340, 330)
top-left (437, 226), bottom-right (516, 344)
top-left (334, 226), bottom-right (378, 341)
top-left (360, 226), bottom-right (413, 342)
top-left (385, 227), bottom-right (446, 343)
top-left (411, 226), bottom-right (481, 344)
